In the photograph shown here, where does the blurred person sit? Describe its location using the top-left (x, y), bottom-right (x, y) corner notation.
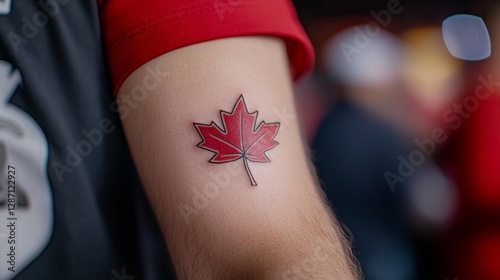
top-left (313, 26), bottom-right (417, 280)
top-left (401, 27), bottom-right (465, 139)
top-left (321, 25), bottom-right (412, 134)
top-left (0, 1), bottom-right (361, 279)
top-left (399, 27), bottom-right (463, 279)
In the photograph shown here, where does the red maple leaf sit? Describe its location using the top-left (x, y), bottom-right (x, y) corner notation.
top-left (194, 95), bottom-right (280, 186)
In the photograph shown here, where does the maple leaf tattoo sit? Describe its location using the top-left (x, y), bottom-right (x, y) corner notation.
top-left (194, 95), bottom-right (280, 186)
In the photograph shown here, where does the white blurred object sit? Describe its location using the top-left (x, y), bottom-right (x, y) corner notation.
top-left (323, 25), bottom-right (403, 87)
top-left (408, 161), bottom-right (458, 229)
top-left (442, 14), bottom-right (491, 61)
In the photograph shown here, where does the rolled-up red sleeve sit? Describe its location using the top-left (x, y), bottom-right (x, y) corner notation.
top-left (97, 0), bottom-right (314, 98)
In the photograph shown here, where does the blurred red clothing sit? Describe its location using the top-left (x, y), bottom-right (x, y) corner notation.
top-left (438, 86), bottom-right (500, 280)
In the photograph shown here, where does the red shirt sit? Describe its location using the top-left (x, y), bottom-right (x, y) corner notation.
top-left (97, 0), bottom-right (314, 97)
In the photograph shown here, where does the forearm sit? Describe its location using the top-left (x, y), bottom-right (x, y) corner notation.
top-left (118, 36), bottom-right (359, 279)
top-left (231, 210), bottom-right (359, 280)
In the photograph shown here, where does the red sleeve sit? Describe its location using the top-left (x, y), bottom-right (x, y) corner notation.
top-left (98, 0), bottom-right (314, 98)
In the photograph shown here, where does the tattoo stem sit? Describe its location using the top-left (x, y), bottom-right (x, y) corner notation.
top-left (243, 156), bottom-right (257, 186)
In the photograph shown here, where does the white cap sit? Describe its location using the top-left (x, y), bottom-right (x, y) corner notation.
top-left (323, 25), bottom-right (403, 87)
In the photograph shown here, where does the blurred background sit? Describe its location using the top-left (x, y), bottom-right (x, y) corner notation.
top-left (291, 0), bottom-right (500, 279)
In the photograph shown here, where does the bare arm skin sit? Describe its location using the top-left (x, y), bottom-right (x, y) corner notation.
top-left (117, 36), bottom-right (360, 279)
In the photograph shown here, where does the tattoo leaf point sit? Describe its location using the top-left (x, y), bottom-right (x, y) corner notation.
top-left (194, 95), bottom-right (280, 186)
